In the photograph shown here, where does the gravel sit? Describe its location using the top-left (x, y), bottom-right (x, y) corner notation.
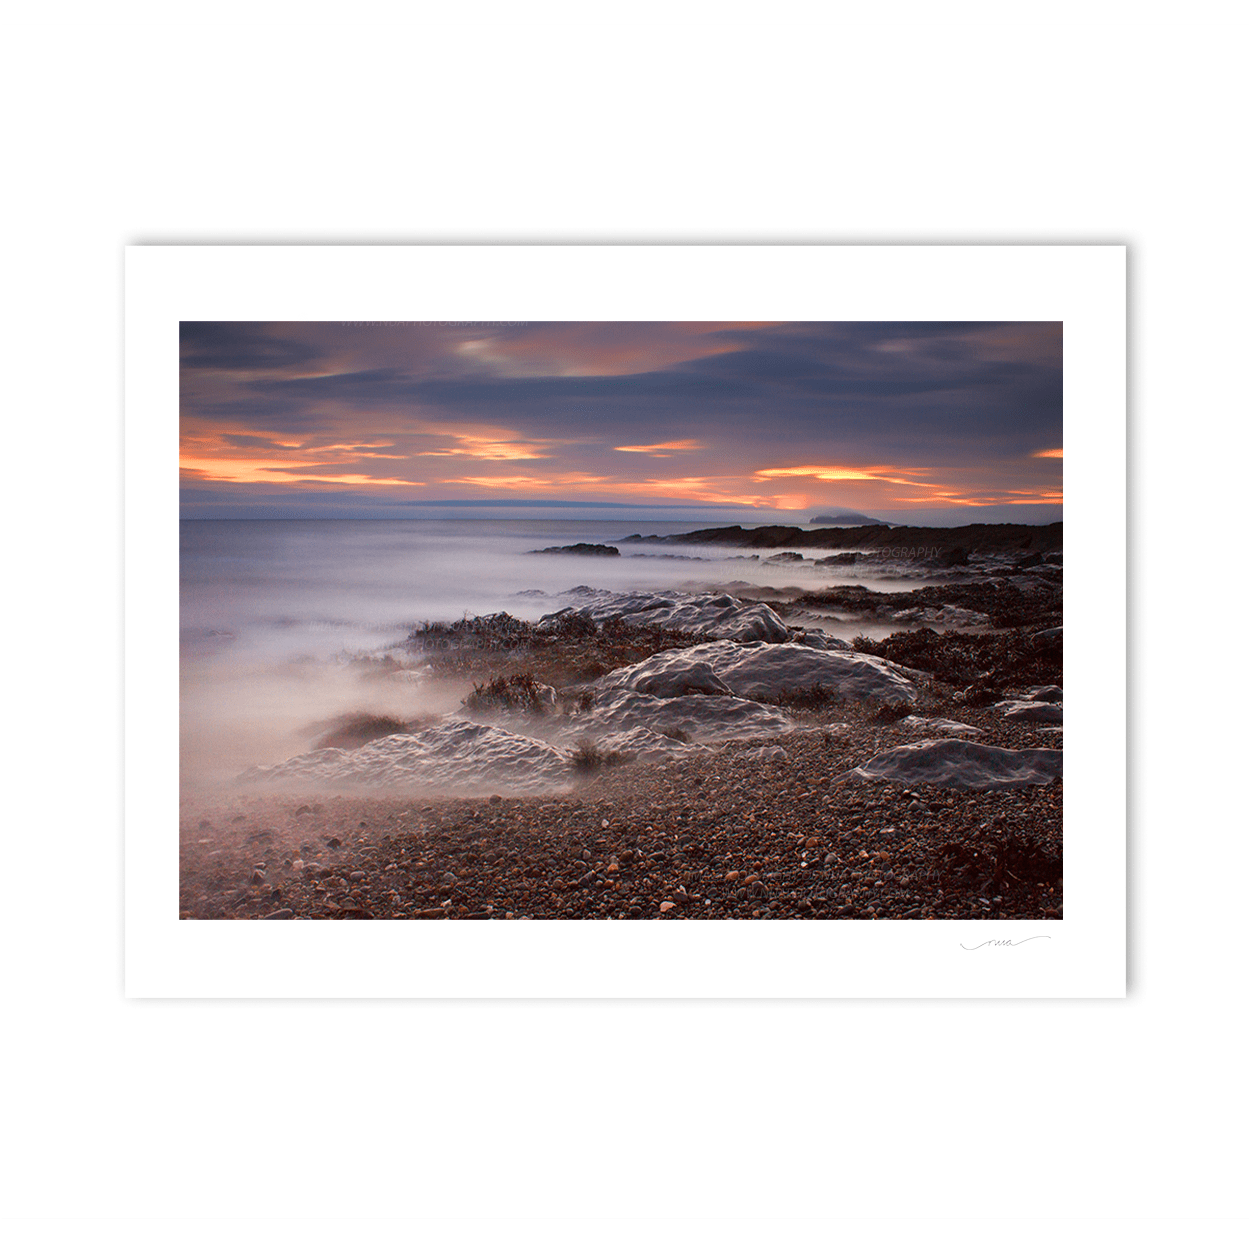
top-left (180, 695), bottom-right (1061, 922)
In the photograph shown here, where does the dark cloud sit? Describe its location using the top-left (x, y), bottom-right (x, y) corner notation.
top-left (218, 433), bottom-right (294, 449)
top-left (180, 321), bottom-right (1062, 515)
top-left (180, 322), bottom-right (327, 372)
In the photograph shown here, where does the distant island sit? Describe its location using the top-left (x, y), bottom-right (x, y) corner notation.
top-left (809, 511), bottom-right (888, 526)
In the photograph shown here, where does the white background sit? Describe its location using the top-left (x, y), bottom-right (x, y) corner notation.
top-left (4, 3), bottom-right (1244, 1248)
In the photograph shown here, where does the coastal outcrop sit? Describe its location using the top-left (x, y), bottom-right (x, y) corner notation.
top-left (619, 521), bottom-right (1062, 555)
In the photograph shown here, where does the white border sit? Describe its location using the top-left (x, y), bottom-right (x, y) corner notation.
top-left (125, 245), bottom-right (1124, 997)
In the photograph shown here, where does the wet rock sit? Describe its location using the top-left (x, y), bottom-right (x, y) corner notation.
top-left (836, 738), bottom-right (1063, 790)
top-left (996, 700), bottom-right (1063, 724)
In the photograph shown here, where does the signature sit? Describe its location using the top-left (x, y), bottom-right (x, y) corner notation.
top-left (960, 936), bottom-right (1052, 950)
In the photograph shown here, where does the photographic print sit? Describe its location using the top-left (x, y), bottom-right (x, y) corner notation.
top-left (179, 318), bottom-right (1064, 923)
top-left (127, 245), bottom-right (1124, 996)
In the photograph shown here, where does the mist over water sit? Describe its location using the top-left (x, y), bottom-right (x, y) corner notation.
top-left (180, 518), bottom-right (936, 785)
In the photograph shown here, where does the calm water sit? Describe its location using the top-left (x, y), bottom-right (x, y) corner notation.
top-left (181, 518), bottom-right (922, 666)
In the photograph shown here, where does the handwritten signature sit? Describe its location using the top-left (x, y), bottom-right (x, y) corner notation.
top-left (960, 936), bottom-right (1052, 950)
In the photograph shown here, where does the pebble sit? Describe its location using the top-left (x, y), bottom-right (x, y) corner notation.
top-left (262, 909), bottom-right (293, 920)
top-left (349, 871), bottom-right (366, 882)
top-left (249, 869), bottom-right (265, 884)
top-left (659, 901), bottom-right (675, 912)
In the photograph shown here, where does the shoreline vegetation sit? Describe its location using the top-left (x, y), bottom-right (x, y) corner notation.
top-left (180, 523), bottom-right (1062, 922)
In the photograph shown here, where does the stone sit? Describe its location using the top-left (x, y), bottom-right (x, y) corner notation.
top-left (996, 700), bottom-right (1063, 724)
top-left (836, 738), bottom-right (1063, 790)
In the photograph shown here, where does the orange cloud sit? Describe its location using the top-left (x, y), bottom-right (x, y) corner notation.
top-left (753, 464), bottom-right (926, 486)
top-left (1033, 448), bottom-right (1063, 458)
top-left (440, 472), bottom-right (611, 490)
top-left (179, 456), bottom-right (422, 486)
top-left (613, 439), bottom-right (706, 455)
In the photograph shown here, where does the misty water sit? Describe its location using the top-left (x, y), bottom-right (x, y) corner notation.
top-left (180, 518), bottom-right (938, 784)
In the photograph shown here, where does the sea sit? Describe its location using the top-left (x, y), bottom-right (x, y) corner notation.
top-left (179, 517), bottom-right (930, 783)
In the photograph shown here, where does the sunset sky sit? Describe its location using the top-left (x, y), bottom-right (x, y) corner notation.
top-left (180, 321), bottom-right (1062, 523)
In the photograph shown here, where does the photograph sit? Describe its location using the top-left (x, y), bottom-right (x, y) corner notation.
top-left (179, 318), bottom-right (1064, 924)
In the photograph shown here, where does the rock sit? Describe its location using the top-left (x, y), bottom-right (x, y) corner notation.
top-left (577, 689), bottom-right (792, 745)
top-left (995, 700), bottom-right (1063, 724)
top-left (900, 715), bottom-right (984, 737)
top-left (1033, 626), bottom-right (1063, 641)
top-left (659, 901), bottom-right (676, 912)
top-left (635, 660), bottom-right (732, 698)
top-left (813, 552), bottom-right (857, 566)
top-left (741, 745), bottom-right (789, 762)
top-left (835, 738), bottom-right (1063, 790)
top-left (555, 588), bottom-right (790, 643)
top-left (249, 869), bottom-right (265, 884)
top-left (534, 543), bottom-right (620, 556)
top-left (348, 870), bottom-right (366, 882)
top-left (766, 551), bottom-right (805, 563)
top-left (240, 720), bottom-right (574, 795)
top-left (595, 640), bottom-right (915, 705)
top-left (890, 604), bottom-right (991, 628)
top-left (1028, 685), bottom-right (1063, 703)
top-left (262, 908), bottom-right (294, 919)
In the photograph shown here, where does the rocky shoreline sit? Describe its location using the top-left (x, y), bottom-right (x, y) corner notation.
top-left (620, 521), bottom-right (1063, 555)
top-left (181, 566), bottom-right (1063, 922)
